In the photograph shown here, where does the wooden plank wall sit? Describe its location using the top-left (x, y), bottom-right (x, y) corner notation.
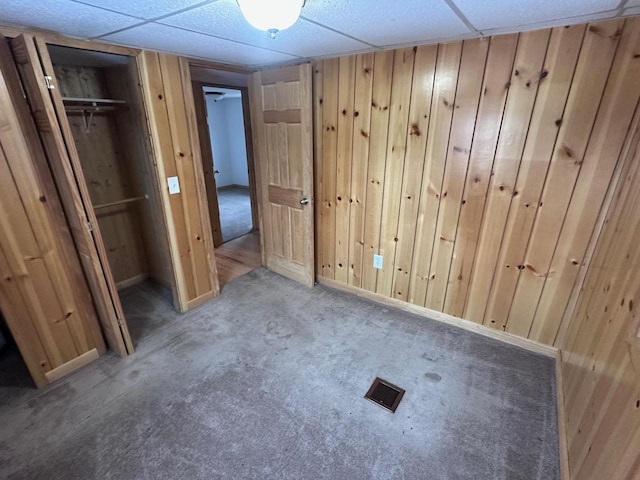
top-left (314, 17), bottom-right (640, 346)
top-left (138, 52), bottom-right (219, 311)
top-left (105, 62), bottom-right (173, 287)
top-left (559, 110), bottom-right (640, 479)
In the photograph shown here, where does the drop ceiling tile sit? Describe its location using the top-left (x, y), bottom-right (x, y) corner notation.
top-left (623, 6), bottom-right (640, 14)
top-left (452, 0), bottom-right (619, 31)
top-left (159, 0), bottom-right (370, 57)
top-left (101, 23), bottom-right (299, 66)
top-left (300, 0), bottom-right (470, 47)
top-left (0, 0), bottom-right (140, 38)
top-left (626, 0), bottom-right (640, 6)
top-left (73, 0), bottom-right (210, 20)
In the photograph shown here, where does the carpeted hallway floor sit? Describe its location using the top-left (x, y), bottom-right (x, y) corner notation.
top-left (0, 268), bottom-right (559, 479)
top-left (218, 186), bottom-right (253, 243)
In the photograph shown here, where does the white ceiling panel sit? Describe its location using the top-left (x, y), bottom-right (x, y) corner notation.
top-left (101, 23), bottom-right (299, 66)
top-left (73, 0), bottom-right (210, 21)
top-left (0, 0), bottom-right (637, 69)
top-left (300, 0), bottom-right (471, 47)
top-left (452, 0), bottom-right (620, 31)
top-left (0, 0), bottom-right (140, 38)
top-left (160, 0), bottom-right (370, 57)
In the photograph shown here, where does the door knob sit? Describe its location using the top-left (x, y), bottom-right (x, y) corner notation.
top-left (300, 197), bottom-right (310, 205)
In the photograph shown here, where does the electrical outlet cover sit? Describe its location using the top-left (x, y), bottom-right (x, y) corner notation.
top-left (373, 254), bottom-right (383, 269)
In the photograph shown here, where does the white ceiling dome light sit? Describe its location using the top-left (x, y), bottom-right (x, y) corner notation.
top-left (237, 0), bottom-right (305, 39)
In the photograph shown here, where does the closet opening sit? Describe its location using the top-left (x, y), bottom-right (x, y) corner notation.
top-left (46, 44), bottom-right (175, 346)
top-left (190, 65), bottom-right (262, 288)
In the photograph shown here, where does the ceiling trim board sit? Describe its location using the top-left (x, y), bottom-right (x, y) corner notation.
top-left (249, 58), bottom-right (312, 70)
top-left (188, 57), bottom-right (255, 74)
top-left (444, 0), bottom-right (480, 33)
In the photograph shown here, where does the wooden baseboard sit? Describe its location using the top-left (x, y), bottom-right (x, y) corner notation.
top-left (183, 290), bottom-right (218, 312)
top-left (316, 277), bottom-right (558, 358)
top-left (556, 352), bottom-right (571, 480)
top-left (44, 348), bottom-right (99, 384)
top-left (116, 273), bottom-right (148, 291)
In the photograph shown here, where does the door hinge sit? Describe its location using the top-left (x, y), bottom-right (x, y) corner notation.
top-left (117, 318), bottom-right (124, 327)
top-left (44, 75), bottom-right (55, 90)
top-left (87, 221), bottom-right (94, 232)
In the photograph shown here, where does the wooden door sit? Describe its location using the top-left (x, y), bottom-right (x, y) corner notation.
top-left (249, 64), bottom-right (315, 286)
top-left (192, 81), bottom-right (224, 247)
top-left (8, 34), bottom-right (134, 356)
top-left (0, 37), bottom-right (106, 387)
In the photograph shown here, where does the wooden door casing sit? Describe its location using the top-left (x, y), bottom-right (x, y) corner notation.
top-left (249, 64), bottom-right (315, 287)
top-left (192, 81), bottom-right (224, 248)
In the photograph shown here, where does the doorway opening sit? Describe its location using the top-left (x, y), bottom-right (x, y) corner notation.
top-left (204, 86), bottom-right (254, 243)
top-left (190, 65), bottom-right (262, 288)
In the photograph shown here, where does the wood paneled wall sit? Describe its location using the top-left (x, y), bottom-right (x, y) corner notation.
top-left (105, 62), bottom-right (173, 287)
top-left (559, 111), bottom-right (640, 479)
top-left (314, 17), bottom-right (640, 346)
top-left (138, 52), bottom-right (220, 311)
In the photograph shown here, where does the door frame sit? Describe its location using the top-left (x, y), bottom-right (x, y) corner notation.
top-left (191, 79), bottom-right (261, 250)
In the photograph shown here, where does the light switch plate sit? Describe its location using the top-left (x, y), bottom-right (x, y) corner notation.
top-left (167, 176), bottom-right (180, 194)
top-left (373, 254), bottom-right (383, 270)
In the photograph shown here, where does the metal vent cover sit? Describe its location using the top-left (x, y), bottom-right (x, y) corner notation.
top-left (364, 377), bottom-right (405, 413)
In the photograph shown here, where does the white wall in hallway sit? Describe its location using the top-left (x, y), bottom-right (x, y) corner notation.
top-left (205, 94), bottom-right (249, 188)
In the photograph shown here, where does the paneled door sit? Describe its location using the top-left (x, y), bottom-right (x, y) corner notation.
top-left (9, 34), bottom-right (134, 355)
top-left (249, 64), bottom-right (315, 287)
top-left (0, 37), bottom-right (106, 387)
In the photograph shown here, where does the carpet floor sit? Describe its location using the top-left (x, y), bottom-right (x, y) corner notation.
top-left (218, 186), bottom-right (253, 243)
top-left (0, 268), bottom-right (559, 479)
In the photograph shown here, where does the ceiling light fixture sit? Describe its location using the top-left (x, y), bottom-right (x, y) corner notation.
top-left (237, 0), bottom-right (305, 39)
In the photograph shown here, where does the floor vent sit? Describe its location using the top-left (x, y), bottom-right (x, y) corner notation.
top-left (364, 377), bottom-right (405, 413)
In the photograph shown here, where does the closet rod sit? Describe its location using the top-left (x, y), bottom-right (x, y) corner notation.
top-left (93, 195), bottom-right (147, 210)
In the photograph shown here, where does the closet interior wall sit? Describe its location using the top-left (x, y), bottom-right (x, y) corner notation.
top-left (51, 51), bottom-right (171, 290)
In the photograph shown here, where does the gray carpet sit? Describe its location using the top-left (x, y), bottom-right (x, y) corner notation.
top-left (0, 268), bottom-right (559, 479)
top-left (218, 186), bottom-right (253, 243)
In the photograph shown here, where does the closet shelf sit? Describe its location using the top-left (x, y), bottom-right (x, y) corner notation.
top-left (93, 195), bottom-right (147, 211)
top-left (62, 97), bottom-right (128, 113)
